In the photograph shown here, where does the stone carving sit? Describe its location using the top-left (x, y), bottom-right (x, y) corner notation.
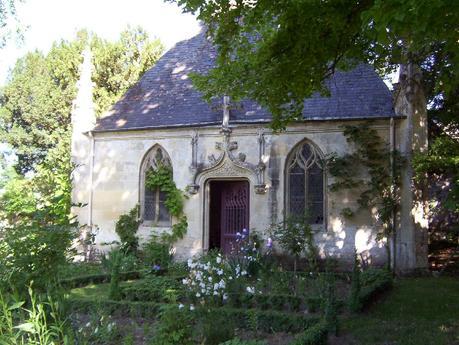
top-left (188, 125), bottom-right (267, 194)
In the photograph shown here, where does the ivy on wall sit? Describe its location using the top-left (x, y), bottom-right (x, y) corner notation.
top-left (326, 124), bottom-right (404, 266)
top-left (145, 165), bottom-right (188, 243)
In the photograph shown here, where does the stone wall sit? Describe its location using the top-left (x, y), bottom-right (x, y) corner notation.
top-left (72, 120), bottom-right (395, 265)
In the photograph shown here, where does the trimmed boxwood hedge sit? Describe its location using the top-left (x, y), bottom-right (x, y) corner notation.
top-left (357, 269), bottom-right (393, 311)
top-left (60, 271), bottom-right (141, 289)
top-left (289, 320), bottom-right (328, 345)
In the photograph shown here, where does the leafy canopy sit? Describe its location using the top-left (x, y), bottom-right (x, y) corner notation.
top-left (169, 0), bottom-right (459, 130)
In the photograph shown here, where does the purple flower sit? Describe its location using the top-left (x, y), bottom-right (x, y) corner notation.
top-left (242, 228), bottom-right (249, 235)
top-left (266, 237), bottom-right (273, 249)
top-left (152, 264), bottom-right (161, 271)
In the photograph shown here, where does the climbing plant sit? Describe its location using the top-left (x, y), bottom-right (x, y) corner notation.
top-left (145, 165), bottom-right (188, 243)
top-left (326, 124), bottom-right (404, 267)
top-left (115, 205), bottom-right (140, 254)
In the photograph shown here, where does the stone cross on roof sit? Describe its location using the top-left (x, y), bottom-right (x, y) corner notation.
top-left (222, 95), bottom-right (230, 130)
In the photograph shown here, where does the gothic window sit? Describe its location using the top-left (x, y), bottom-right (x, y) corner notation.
top-left (286, 141), bottom-right (325, 225)
top-left (140, 146), bottom-right (172, 225)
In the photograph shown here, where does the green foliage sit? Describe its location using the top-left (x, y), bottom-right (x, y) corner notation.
top-left (120, 277), bottom-right (183, 303)
top-left (91, 26), bottom-right (164, 116)
top-left (219, 340), bottom-right (266, 345)
top-left (115, 206), bottom-right (140, 254)
top-left (349, 252), bottom-right (362, 313)
top-left (196, 308), bottom-right (234, 345)
top-left (414, 135), bottom-right (459, 212)
top-left (323, 273), bottom-right (338, 336)
top-left (327, 124), bottom-right (403, 262)
top-left (290, 320), bottom-right (328, 345)
top-left (0, 224), bottom-right (76, 294)
top-left (106, 249), bottom-right (123, 301)
top-left (145, 165), bottom-right (188, 243)
top-left (0, 286), bottom-right (73, 344)
top-left (150, 305), bottom-right (193, 345)
top-left (141, 235), bottom-right (172, 268)
top-left (0, 39), bottom-right (83, 173)
top-left (270, 213), bottom-right (318, 274)
top-left (169, 0), bottom-right (458, 132)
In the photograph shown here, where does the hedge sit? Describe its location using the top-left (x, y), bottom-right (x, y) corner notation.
top-left (289, 320), bottom-right (328, 345)
top-left (59, 271), bottom-right (141, 289)
top-left (357, 269), bottom-right (393, 311)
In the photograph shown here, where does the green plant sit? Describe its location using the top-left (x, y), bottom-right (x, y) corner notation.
top-left (196, 309), bottom-right (234, 345)
top-left (106, 249), bottom-right (123, 301)
top-left (0, 224), bottom-right (76, 295)
top-left (0, 286), bottom-right (74, 345)
top-left (270, 214), bottom-right (318, 275)
top-left (150, 304), bottom-right (193, 345)
top-left (145, 165), bottom-right (188, 243)
top-left (141, 235), bottom-right (172, 269)
top-left (349, 251), bottom-right (362, 313)
top-left (290, 320), bottom-right (328, 345)
top-left (219, 339), bottom-right (266, 345)
top-left (115, 206), bottom-right (140, 254)
top-left (327, 124), bottom-right (404, 269)
top-left (324, 273), bottom-right (338, 336)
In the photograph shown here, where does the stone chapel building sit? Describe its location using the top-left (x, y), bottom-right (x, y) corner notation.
top-left (71, 32), bottom-right (428, 271)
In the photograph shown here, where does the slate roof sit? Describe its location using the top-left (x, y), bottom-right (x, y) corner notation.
top-left (94, 32), bottom-right (396, 132)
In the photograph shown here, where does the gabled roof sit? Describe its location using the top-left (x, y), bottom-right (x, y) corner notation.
top-left (94, 32), bottom-right (396, 132)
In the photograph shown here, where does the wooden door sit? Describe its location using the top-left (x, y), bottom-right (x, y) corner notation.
top-left (220, 181), bottom-right (249, 254)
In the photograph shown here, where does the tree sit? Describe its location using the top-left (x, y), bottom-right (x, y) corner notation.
top-left (0, 27), bottom-right (164, 174)
top-left (169, 0), bottom-right (459, 239)
top-left (169, 0), bottom-right (458, 129)
top-left (0, 0), bottom-right (24, 48)
top-left (0, 27), bottom-right (164, 227)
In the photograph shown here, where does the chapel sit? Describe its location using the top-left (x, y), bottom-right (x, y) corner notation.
top-left (71, 31), bottom-right (428, 271)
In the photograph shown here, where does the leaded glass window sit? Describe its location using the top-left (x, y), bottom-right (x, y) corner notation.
top-left (141, 146), bottom-right (172, 225)
top-left (287, 141), bottom-right (325, 225)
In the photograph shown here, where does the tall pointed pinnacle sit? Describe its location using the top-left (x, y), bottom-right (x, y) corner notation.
top-left (71, 48), bottom-right (95, 135)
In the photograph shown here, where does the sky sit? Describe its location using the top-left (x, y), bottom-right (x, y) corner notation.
top-left (0, 0), bottom-right (202, 85)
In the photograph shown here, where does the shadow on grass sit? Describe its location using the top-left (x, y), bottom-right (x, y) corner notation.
top-left (339, 276), bottom-right (459, 345)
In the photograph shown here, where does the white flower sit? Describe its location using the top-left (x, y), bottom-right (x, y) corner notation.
top-left (213, 291), bottom-right (219, 296)
top-left (216, 257), bottom-right (222, 264)
top-left (187, 259), bottom-right (193, 268)
top-left (219, 280), bottom-right (226, 288)
top-left (208, 276), bottom-right (213, 282)
top-left (246, 286), bottom-right (255, 294)
top-left (201, 288), bottom-right (206, 294)
top-left (241, 270), bottom-right (247, 276)
top-left (196, 292), bottom-right (201, 297)
top-left (223, 293), bottom-right (228, 300)
top-left (182, 279), bottom-right (188, 285)
top-left (214, 283), bottom-right (219, 290)
top-left (217, 269), bottom-right (223, 275)
top-left (190, 304), bottom-right (195, 311)
top-left (178, 304), bottom-right (184, 309)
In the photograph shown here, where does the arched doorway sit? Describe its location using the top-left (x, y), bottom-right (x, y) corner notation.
top-left (208, 180), bottom-right (250, 254)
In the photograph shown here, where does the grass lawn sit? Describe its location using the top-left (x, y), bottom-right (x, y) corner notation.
top-left (341, 276), bottom-right (459, 345)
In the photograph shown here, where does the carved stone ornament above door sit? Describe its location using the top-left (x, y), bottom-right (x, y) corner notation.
top-left (187, 127), bottom-right (267, 194)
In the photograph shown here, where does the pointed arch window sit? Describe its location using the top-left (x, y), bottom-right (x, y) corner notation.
top-left (286, 141), bottom-right (325, 225)
top-left (140, 146), bottom-right (172, 225)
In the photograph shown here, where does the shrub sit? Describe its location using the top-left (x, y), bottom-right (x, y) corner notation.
top-left (106, 249), bottom-right (123, 301)
top-left (0, 224), bottom-right (75, 294)
top-left (150, 304), bottom-right (194, 345)
top-left (270, 214), bottom-right (318, 274)
top-left (115, 206), bottom-right (140, 254)
top-left (120, 277), bottom-right (183, 302)
top-left (196, 308), bottom-right (235, 345)
top-left (219, 339), bottom-right (266, 345)
top-left (349, 251), bottom-right (362, 312)
top-left (290, 320), bottom-right (328, 345)
top-left (141, 235), bottom-right (172, 269)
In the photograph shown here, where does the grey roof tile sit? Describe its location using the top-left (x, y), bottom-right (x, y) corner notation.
top-left (94, 32), bottom-right (396, 132)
